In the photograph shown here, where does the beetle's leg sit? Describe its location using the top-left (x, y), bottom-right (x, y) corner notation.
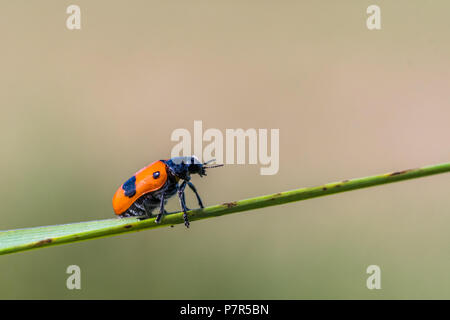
top-left (155, 193), bottom-right (165, 224)
top-left (181, 191), bottom-right (190, 211)
top-left (187, 181), bottom-right (204, 209)
top-left (135, 199), bottom-right (152, 220)
top-left (142, 199), bottom-right (153, 219)
top-left (177, 181), bottom-right (190, 228)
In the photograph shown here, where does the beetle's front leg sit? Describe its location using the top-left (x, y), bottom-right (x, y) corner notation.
top-left (187, 181), bottom-right (204, 209)
top-left (177, 181), bottom-right (189, 228)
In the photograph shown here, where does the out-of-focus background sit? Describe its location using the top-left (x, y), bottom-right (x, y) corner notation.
top-left (0, 0), bottom-right (449, 299)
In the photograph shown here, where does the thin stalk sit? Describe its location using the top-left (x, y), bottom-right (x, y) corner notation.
top-left (1, 162), bottom-right (449, 255)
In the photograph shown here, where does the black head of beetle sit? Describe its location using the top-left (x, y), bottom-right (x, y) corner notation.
top-left (162, 156), bottom-right (223, 180)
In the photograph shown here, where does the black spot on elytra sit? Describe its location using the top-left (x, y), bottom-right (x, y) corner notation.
top-left (153, 171), bottom-right (160, 179)
top-left (123, 176), bottom-right (137, 198)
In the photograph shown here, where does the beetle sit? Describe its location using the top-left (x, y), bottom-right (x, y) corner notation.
top-left (112, 156), bottom-right (223, 228)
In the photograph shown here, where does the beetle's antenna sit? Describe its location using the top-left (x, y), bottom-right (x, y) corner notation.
top-left (203, 159), bottom-right (216, 165)
top-left (203, 158), bottom-right (224, 169)
top-left (204, 164), bottom-right (224, 169)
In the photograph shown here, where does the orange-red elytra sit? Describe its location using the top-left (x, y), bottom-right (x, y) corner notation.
top-left (112, 156), bottom-right (223, 228)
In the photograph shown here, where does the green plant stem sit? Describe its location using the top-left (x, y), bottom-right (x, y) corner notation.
top-left (1, 162), bottom-right (449, 256)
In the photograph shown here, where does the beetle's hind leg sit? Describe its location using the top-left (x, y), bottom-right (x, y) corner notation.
top-left (118, 212), bottom-right (133, 218)
top-left (155, 193), bottom-right (166, 224)
top-left (137, 197), bottom-right (156, 221)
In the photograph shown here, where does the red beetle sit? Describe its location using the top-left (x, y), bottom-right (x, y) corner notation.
top-left (113, 156), bottom-right (222, 228)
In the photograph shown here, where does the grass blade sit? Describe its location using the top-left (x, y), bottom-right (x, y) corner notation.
top-left (1, 162), bottom-right (449, 255)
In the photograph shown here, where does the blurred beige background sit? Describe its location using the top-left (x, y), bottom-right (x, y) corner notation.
top-left (0, 0), bottom-right (449, 299)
